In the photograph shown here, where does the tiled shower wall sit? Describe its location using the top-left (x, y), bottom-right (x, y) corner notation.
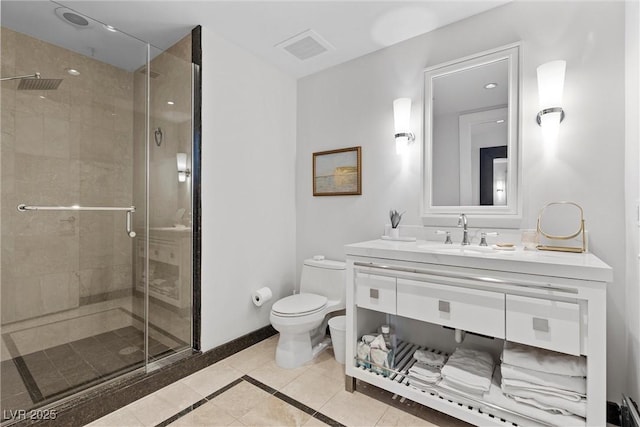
top-left (133, 34), bottom-right (192, 230)
top-left (1, 28), bottom-right (136, 323)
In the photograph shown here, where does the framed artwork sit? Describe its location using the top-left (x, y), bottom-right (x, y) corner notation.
top-left (313, 146), bottom-right (361, 196)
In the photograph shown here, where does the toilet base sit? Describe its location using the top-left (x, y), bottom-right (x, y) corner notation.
top-left (275, 334), bottom-right (331, 369)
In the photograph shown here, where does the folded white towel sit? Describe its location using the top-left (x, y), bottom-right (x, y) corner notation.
top-left (408, 363), bottom-right (441, 385)
top-left (484, 368), bottom-right (586, 426)
top-left (439, 376), bottom-right (486, 397)
top-left (408, 374), bottom-right (439, 389)
top-left (410, 384), bottom-right (440, 395)
top-left (502, 384), bottom-right (587, 418)
top-left (501, 363), bottom-right (586, 395)
top-left (409, 362), bottom-right (441, 378)
top-left (413, 349), bottom-right (447, 367)
top-left (502, 377), bottom-right (585, 400)
top-left (409, 373), bottom-right (440, 385)
top-left (441, 347), bottom-right (494, 392)
top-left (502, 341), bottom-right (586, 377)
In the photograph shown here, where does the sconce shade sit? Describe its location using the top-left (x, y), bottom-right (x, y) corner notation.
top-left (393, 98), bottom-right (414, 154)
top-left (536, 60), bottom-right (566, 150)
top-left (177, 153), bottom-right (187, 170)
top-left (393, 98), bottom-right (412, 134)
top-left (537, 60), bottom-right (566, 110)
top-left (176, 152), bottom-right (191, 182)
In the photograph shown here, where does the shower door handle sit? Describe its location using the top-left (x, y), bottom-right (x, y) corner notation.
top-left (17, 204), bottom-right (137, 238)
top-left (125, 209), bottom-right (136, 238)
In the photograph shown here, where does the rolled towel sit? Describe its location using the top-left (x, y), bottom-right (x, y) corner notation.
top-left (502, 384), bottom-right (587, 418)
top-left (441, 347), bottom-right (494, 392)
top-left (356, 339), bottom-right (371, 368)
top-left (501, 363), bottom-right (586, 395)
top-left (413, 349), bottom-right (447, 367)
top-left (369, 334), bottom-right (388, 351)
top-left (502, 341), bottom-right (586, 377)
top-left (502, 377), bottom-right (585, 400)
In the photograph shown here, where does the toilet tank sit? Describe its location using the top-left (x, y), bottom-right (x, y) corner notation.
top-left (300, 258), bottom-right (346, 303)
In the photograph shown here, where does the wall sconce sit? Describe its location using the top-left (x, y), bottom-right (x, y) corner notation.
top-left (536, 60), bottom-right (566, 149)
top-left (393, 98), bottom-right (415, 154)
top-left (176, 152), bottom-right (191, 182)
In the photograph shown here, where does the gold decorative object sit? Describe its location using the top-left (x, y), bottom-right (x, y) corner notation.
top-left (536, 201), bottom-right (586, 253)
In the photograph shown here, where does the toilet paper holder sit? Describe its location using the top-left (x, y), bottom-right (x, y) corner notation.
top-left (252, 287), bottom-right (273, 307)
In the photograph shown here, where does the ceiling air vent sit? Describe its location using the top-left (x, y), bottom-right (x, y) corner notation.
top-left (276, 29), bottom-right (333, 61)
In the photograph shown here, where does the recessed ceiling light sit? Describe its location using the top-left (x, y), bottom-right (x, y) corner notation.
top-left (167, 101), bottom-right (175, 105)
top-left (39, 95), bottom-right (46, 99)
top-left (103, 24), bottom-right (117, 32)
top-left (66, 68), bottom-right (81, 76)
top-left (496, 119), bottom-right (505, 124)
top-left (484, 82), bottom-right (498, 89)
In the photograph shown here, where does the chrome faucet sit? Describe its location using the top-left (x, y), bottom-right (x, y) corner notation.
top-left (458, 213), bottom-right (470, 245)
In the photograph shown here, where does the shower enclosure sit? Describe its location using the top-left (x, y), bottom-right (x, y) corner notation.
top-left (0, 1), bottom-right (195, 421)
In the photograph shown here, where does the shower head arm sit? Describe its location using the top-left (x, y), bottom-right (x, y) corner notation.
top-left (0, 73), bottom-right (41, 82)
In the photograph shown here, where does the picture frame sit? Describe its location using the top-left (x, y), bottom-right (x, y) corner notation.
top-left (313, 146), bottom-right (361, 196)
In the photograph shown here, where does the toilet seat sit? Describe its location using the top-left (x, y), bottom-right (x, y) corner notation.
top-left (271, 293), bottom-right (327, 317)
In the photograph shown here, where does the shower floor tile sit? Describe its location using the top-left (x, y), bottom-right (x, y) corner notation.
top-left (0, 326), bottom-right (175, 417)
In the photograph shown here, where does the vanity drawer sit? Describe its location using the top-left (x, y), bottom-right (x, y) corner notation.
top-left (148, 243), bottom-right (179, 265)
top-left (506, 295), bottom-right (581, 356)
top-left (355, 272), bottom-right (396, 314)
top-left (397, 279), bottom-right (505, 338)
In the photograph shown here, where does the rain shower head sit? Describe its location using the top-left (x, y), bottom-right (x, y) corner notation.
top-left (18, 77), bottom-right (63, 90)
top-left (0, 73), bottom-right (63, 90)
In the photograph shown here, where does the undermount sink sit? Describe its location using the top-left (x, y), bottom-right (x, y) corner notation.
top-left (417, 243), bottom-right (496, 254)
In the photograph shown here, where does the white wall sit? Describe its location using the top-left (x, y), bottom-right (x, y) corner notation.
top-left (625, 0), bottom-right (640, 400)
top-left (200, 27), bottom-right (297, 350)
top-left (296, 1), bottom-right (628, 401)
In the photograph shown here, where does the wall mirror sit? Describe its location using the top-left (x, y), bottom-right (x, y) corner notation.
top-left (422, 44), bottom-right (521, 227)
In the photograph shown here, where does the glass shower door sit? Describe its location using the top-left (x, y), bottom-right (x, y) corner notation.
top-left (0, 1), bottom-right (154, 419)
top-left (143, 40), bottom-right (194, 367)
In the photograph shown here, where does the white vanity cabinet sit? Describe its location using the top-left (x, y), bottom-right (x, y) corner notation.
top-left (344, 240), bottom-right (612, 427)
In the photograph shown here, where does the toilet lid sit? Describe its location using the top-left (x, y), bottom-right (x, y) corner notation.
top-left (272, 293), bottom-right (327, 316)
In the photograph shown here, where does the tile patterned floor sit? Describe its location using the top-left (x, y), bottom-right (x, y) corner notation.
top-left (1, 326), bottom-right (174, 414)
top-left (87, 335), bottom-right (469, 427)
top-left (1, 293), bottom-right (192, 419)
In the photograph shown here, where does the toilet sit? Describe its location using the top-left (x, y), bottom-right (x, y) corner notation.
top-left (270, 257), bottom-right (346, 369)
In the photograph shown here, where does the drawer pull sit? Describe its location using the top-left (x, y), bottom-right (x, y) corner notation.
top-left (370, 288), bottom-right (379, 299)
top-left (438, 300), bottom-right (450, 313)
top-left (532, 317), bottom-right (549, 332)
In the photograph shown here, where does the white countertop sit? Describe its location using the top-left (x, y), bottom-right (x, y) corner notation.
top-left (345, 239), bottom-right (613, 282)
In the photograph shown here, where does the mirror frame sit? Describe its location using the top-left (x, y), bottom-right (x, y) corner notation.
top-left (422, 43), bottom-right (522, 227)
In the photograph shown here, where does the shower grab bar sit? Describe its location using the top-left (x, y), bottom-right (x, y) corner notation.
top-left (17, 204), bottom-right (137, 238)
